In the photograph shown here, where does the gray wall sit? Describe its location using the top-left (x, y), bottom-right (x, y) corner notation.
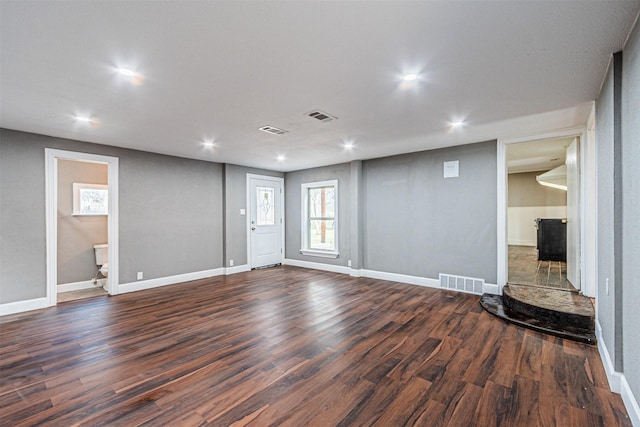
top-left (1, 131), bottom-right (48, 302)
top-left (118, 150), bottom-right (223, 282)
top-left (621, 17), bottom-right (640, 404)
top-left (363, 141), bottom-right (497, 283)
top-left (596, 56), bottom-right (620, 370)
top-left (0, 129), bottom-right (224, 303)
top-left (223, 164), bottom-right (284, 267)
top-left (595, 16), bottom-right (640, 403)
top-left (508, 171), bottom-right (567, 207)
top-left (285, 163), bottom-right (351, 266)
top-left (284, 141), bottom-right (497, 283)
top-left (57, 159), bottom-right (108, 284)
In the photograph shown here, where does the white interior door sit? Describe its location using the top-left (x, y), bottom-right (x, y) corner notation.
top-left (566, 138), bottom-right (580, 289)
top-left (248, 176), bottom-right (283, 268)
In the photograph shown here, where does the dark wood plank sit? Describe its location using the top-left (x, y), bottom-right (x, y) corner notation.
top-left (0, 265), bottom-right (630, 426)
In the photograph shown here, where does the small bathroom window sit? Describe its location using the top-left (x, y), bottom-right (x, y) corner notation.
top-left (72, 183), bottom-right (108, 215)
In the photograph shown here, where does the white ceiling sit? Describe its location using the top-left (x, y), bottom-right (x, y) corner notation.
top-left (506, 137), bottom-right (574, 174)
top-left (1, 1), bottom-right (639, 172)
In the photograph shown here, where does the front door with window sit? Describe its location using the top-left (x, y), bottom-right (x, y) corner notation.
top-left (248, 176), bottom-right (283, 268)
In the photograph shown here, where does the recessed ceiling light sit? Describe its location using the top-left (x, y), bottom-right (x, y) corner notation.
top-left (116, 67), bottom-right (136, 77)
top-left (403, 73), bottom-right (418, 82)
top-left (73, 114), bottom-right (102, 128)
top-left (343, 141), bottom-right (354, 150)
top-left (202, 140), bottom-right (215, 149)
top-left (115, 66), bottom-right (144, 85)
top-left (74, 115), bottom-right (92, 123)
top-left (450, 120), bottom-right (466, 129)
top-left (276, 155), bottom-right (286, 162)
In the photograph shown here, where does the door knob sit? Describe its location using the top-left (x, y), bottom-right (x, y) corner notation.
top-left (251, 226), bottom-right (256, 231)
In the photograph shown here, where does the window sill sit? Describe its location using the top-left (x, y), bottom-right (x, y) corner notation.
top-left (72, 213), bottom-right (108, 217)
top-left (300, 250), bottom-right (339, 259)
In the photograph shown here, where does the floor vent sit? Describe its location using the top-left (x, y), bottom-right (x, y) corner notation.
top-left (439, 273), bottom-right (484, 295)
top-left (258, 125), bottom-right (288, 135)
top-left (306, 109), bottom-right (337, 123)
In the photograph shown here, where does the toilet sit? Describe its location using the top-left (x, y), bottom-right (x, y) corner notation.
top-left (93, 244), bottom-right (108, 277)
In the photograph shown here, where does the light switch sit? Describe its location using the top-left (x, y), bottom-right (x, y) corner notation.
top-left (240, 209), bottom-right (246, 215)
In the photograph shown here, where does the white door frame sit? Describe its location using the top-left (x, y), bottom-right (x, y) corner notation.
top-left (565, 137), bottom-right (581, 288)
top-left (246, 174), bottom-right (285, 269)
top-left (45, 149), bottom-right (119, 306)
top-left (581, 106), bottom-right (597, 298)
top-left (497, 125), bottom-right (586, 294)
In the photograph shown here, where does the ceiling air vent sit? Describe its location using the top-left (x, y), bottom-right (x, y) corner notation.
top-left (306, 110), bottom-right (337, 123)
top-left (258, 125), bottom-right (288, 136)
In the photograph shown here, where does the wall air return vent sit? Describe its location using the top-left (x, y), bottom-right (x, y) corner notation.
top-left (439, 273), bottom-right (484, 295)
top-left (258, 125), bottom-right (289, 136)
top-left (306, 110), bottom-right (337, 123)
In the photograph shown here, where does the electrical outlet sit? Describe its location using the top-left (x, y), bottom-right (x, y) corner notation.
top-left (230, 260), bottom-right (234, 267)
top-left (347, 260), bottom-right (352, 267)
top-left (137, 272), bottom-right (143, 280)
top-left (606, 278), bottom-right (609, 295)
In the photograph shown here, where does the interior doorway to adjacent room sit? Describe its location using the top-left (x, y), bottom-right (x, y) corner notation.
top-left (505, 137), bottom-right (579, 291)
top-left (45, 149), bottom-right (119, 307)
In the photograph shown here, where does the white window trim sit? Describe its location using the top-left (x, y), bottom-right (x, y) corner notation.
top-left (301, 179), bottom-right (339, 258)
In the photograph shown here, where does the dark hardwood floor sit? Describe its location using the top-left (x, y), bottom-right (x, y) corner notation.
top-left (0, 266), bottom-right (629, 426)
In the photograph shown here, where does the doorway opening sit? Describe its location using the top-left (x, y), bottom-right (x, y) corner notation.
top-left (506, 137), bottom-right (577, 291)
top-left (483, 130), bottom-right (596, 343)
top-left (45, 149), bottom-right (119, 307)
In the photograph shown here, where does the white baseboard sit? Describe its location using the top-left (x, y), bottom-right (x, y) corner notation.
top-left (0, 297), bottom-right (49, 316)
top-left (58, 280), bottom-right (96, 293)
top-left (361, 269), bottom-right (440, 288)
top-left (596, 320), bottom-right (622, 393)
top-left (349, 268), bottom-right (363, 277)
top-left (483, 283), bottom-right (501, 295)
top-left (508, 239), bottom-right (536, 247)
top-left (224, 264), bottom-right (251, 275)
top-left (118, 268), bottom-right (225, 294)
top-left (621, 375), bottom-right (640, 427)
top-left (284, 259), bottom-right (492, 295)
top-left (283, 258), bottom-right (351, 275)
top-left (596, 321), bottom-right (640, 426)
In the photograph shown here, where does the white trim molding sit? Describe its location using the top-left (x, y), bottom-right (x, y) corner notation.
top-left (596, 321), bottom-right (640, 426)
top-left (482, 283), bottom-right (500, 295)
top-left (0, 297), bottom-right (49, 316)
top-left (497, 139), bottom-right (507, 292)
top-left (499, 125), bottom-right (587, 145)
top-left (507, 239), bottom-right (537, 247)
top-left (284, 258), bottom-right (351, 275)
top-left (299, 250), bottom-right (339, 258)
top-left (300, 179), bottom-right (339, 256)
top-left (45, 149), bottom-right (120, 305)
top-left (596, 320), bottom-right (622, 393)
top-left (621, 375), bottom-right (640, 427)
top-left (118, 268), bottom-right (225, 294)
top-left (363, 269), bottom-right (440, 288)
top-left (349, 268), bottom-right (363, 278)
top-left (224, 264), bottom-right (251, 275)
top-left (58, 280), bottom-right (100, 293)
top-left (284, 259), bottom-right (461, 291)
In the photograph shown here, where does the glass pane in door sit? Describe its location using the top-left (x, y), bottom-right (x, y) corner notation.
top-left (256, 186), bottom-right (275, 225)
